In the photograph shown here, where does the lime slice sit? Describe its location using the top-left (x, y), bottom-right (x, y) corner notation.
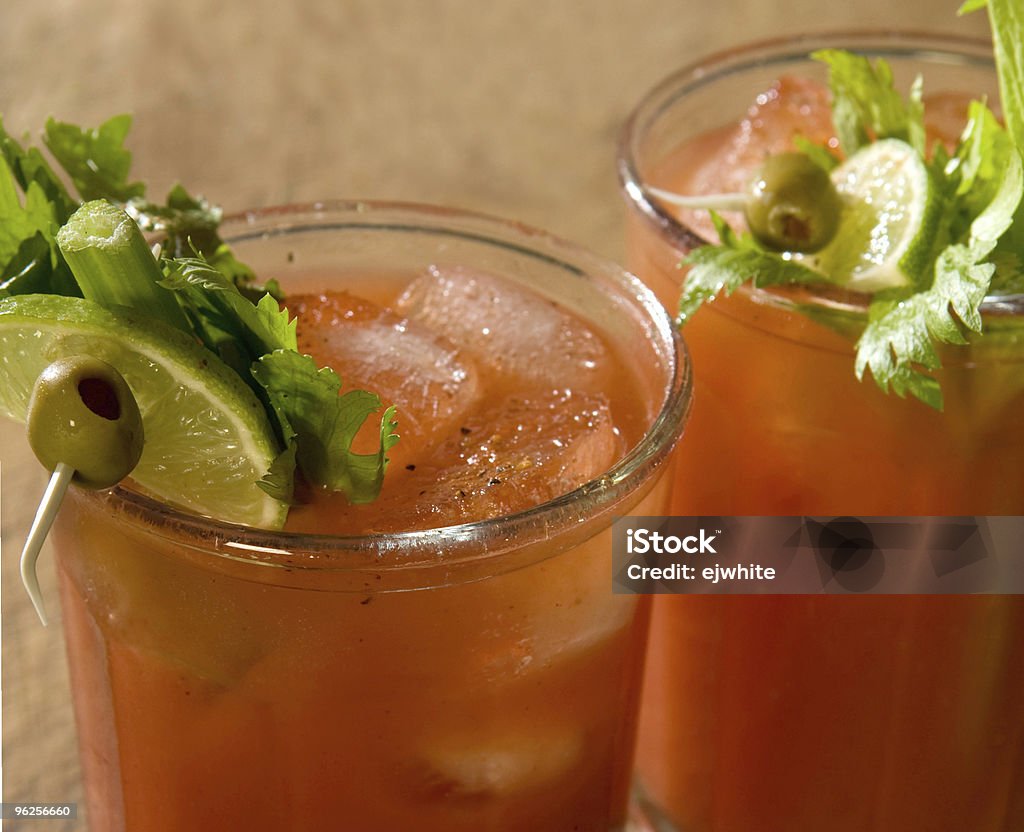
top-left (0, 294), bottom-right (287, 529)
top-left (810, 138), bottom-right (936, 292)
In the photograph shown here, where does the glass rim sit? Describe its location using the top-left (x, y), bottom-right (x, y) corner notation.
top-left (616, 28), bottom-right (1024, 316)
top-left (85, 199), bottom-right (693, 571)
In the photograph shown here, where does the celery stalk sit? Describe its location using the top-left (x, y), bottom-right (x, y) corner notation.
top-left (56, 199), bottom-right (191, 332)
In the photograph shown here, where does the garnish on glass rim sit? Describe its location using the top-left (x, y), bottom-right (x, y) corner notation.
top-left (650, 0), bottom-right (1024, 411)
top-left (0, 114), bottom-right (400, 619)
top-left (647, 151), bottom-right (842, 254)
top-left (2, 116), bottom-right (399, 510)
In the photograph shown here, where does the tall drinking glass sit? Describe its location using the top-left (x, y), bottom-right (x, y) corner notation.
top-left (49, 202), bottom-right (692, 831)
top-left (619, 33), bottom-right (1024, 832)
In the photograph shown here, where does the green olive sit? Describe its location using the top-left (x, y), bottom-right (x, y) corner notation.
top-left (27, 356), bottom-right (144, 490)
top-left (744, 152), bottom-right (842, 253)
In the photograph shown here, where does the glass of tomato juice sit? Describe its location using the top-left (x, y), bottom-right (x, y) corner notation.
top-left (49, 201), bottom-right (692, 831)
top-left (618, 32), bottom-right (1024, 832)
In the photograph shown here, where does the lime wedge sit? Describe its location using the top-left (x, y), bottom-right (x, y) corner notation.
top-left (0, 294), bottom-right (287, 529)
top-left (810, 138), bottom-right (936, 292)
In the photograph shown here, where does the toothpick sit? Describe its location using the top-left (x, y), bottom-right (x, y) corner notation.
top-left (20, 462), bottom-right (75, 626)
top-left (645, 185), bottom-right (749, 212)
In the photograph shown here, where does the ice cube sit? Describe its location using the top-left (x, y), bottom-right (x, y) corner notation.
top-left (371, 388), bottom-right (622, 530)
top-left (695, 75), bottom-right (835, 196)
top-left (413, 724), bottom-right (584, 798)
top-left (290, 291), bottom-right (482, 469)
top-left (394, 267), bottom-right (613, 393)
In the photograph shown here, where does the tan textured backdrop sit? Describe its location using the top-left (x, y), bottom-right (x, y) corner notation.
top-left (0, 0), bottom-right (990, 826)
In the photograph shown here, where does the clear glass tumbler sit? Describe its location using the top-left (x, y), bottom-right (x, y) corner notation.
top-left (619, 33), bottom-right (1024, 832)
top-left (51, 201), bottom-right (692, 831)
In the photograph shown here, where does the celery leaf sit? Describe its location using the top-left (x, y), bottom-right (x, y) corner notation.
top-left (43, 115), bottom-right (144, 202)
top-left (252, 351), bottom-right (400, 504)
top-left (679, 213), bottom-right (828, 323)
top-left (0, 118), bottom-right (78, 222)
top-left (0, 156), bottom-right (79, 297)
top-left (812, 50), bottom-right (927, 156)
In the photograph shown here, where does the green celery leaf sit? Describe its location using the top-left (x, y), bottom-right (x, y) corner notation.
top-left (128, 185), bottom-right (266, 295)
top-left (43, 115), bottom-right (145, 202)
top-left (257, 441), bottom-right (298, 504)
top-left (679, 213), bottom-right (826, 323)
top-left (160, 255), bottom-right (296, 377)
top-left (944, 100), bottom-right (1015, 244)
top-left (347, 404), bottom-right (399, 502)
top-left (160, 255), bottom-right (300, 451)
top-left (953, 101), bottom-right (1011, 197)
top-left (930, 244), bottom-right (995, 336)
top-left (252, 351), bottom-right (400, 504)
top-left (854, 148), bottom-right (1024, 408)
top-left (965, 147), bottom-right (1024, 258)
top-left (207, 243), bottom-right (266, 298)
top-left (812, 50), bottom-right (926, 156)
top-left (0, 232), bottom-right (80, 298)
top-left (0, 159), bottom-right (56, 255)
top-left (128, 185), bottom-right (221, 252)
top-left (0, 157), bottom-right (65, 284)
top-left (0, 118), bottom-right (78, 222)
